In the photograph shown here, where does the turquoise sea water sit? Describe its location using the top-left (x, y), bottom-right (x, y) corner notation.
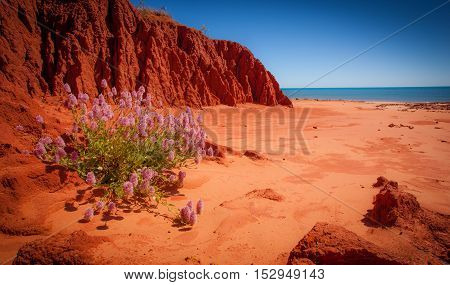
top-left (282, 87), bottom-right (450, 102)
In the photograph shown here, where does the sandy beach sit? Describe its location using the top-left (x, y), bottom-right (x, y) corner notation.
top-left (2, 100), bottom-right (449, 264)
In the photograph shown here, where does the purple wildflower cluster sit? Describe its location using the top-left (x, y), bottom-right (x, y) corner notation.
top-left (83, 199), bottom-right (116, 222)
top-left (33, 81), bottom-right (208, 223)
top-left (33, 135), bottom-right (68, 163)
top-left (86, 172), bottom-right (96, 185)
top-left (15, 125), bottom-right (25, 132)
top-left (180, 199), bottom-right (204, 226)
top-left (83, 208), bottom-right (94, 221)
top-left (35, 115), bottom-right (44, 125)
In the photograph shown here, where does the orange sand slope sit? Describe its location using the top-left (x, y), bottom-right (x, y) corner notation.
top-left (1, 100), bottom-right (449, 264)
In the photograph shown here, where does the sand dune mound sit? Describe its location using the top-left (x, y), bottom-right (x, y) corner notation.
top-left (287, 222), bottom-right (403, 265)
top-left (0, 161), bottom-right (81, 236)
top-left (13, 231), bottom-right (109, 265)
top-left (245, 188), bottom-right (284, 202)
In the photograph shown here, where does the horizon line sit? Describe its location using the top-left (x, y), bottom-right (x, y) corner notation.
top-left (281, 85), bottom-right (450, 89)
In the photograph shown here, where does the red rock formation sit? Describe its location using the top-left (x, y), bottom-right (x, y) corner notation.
top-left (366, 178), bottom-right (450, 263)
top-left (369, 182), bottom-right (420, 227)
top-left (13, 230), bottom-right (109, 264)
top-left (287, 222), bottom-right (404, 265)
top-left (0, 0), bottom-right (292, 109)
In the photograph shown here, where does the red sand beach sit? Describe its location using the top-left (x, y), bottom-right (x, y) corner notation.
top-left (2, 100), bottom-right (449, 264)
top-left (0, 0), bottom-right (449, 266)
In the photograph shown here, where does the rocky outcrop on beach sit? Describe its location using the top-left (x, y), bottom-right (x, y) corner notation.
top-left (368, 177), bottom-right (421, 227)
top-left (376, 103), bottom-right (450, 111)
top-left (13, 230), bottom-right (109, 264)
top-left (0, 0), bottom-right (292, 108)
top-left (287, 222), bottom-right (403, 265)
top-left (366, 177), bottom-right (450, 263)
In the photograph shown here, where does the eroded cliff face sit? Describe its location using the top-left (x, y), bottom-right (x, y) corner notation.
top-left (0, 0), bottom-right (292, 108)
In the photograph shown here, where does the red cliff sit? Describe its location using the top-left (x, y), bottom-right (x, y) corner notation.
top-left (0, 0), bottom-right (292, 108)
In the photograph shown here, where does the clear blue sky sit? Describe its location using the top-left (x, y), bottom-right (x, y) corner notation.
top-left (133, 0), bottom-right (450, 88)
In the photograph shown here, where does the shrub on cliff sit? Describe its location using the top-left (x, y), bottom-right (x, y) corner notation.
top-left (136, 1), bottom-right (173, 23)
top-left (34, 81), bottom-right (208, 225)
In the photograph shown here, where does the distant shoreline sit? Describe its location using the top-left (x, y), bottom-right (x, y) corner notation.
top-left (290, 97), bottom-right (450, 104)
top-left (282, 86), bottom-right (450, 89)
top-left (287, 99), bottom-right (450, 111)
top-left (282, 86), bottom-right (450, 103)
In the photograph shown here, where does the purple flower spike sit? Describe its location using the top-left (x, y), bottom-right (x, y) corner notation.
top-left (119, 116), bottom-right (129, 126)
top-left (63, 83), bottom-right (71, 93)
top-left (168, 150), bottom-right (175, 161)
top-left (86, 172), bottom-right (96, 185)
top-left (55, 147), bottom-right (67, 162)
top-left (178, 171), bottom-right (186, 182)
top-left (95, 201), bottom-right (105, 212)
top-left (142, 168), bottom-right (154, 180)
top-left (101, 79), bottom-right (108, 89)
top-left (197, 114), bottom-right (203, 124)
top-left (107, 202), bottom-right (116, 213)
top-left (123, 181), bottom-right (134, 196)
top-left (169, 174), bottom-right (177, 183)
top-left (157, 114), bottom-right (164, 125)
top-left (15, 125), bottom-right (25, 132)
top-left (34, 142), bottom-right (46, 157)
top-left (70, 151), bottom-right (79, 161)
top-left (139, 179), bottom-right (150, 192)
top-left (127, 115), bottom-right (135, 126)
top-left (130, 172), bottom-right (139, 186)
top-left (55, 136), bottom-right (65, 148)
top-left (134, 106), bottom-right (141, 116)
top-left (67, 94), bottom-right (78, 109)
top-left (83, 208), bottom-right (94, 221)
top-left (138, 121), bottom-right (147, 137)
top-left (189, 211), bottom-right (197, 226)
top-left (186, 200), bottom-right (193, 210)
top-left (196, 199), bottom-right (204, 215)
top-left (161, 139), bottom-right (168, 150)
top-left (89, 121), bottom-right (98, 130)
top-left (78, 93), bottom-right (89, 103)
top-left (35, 115), bottom-right (44, 125)
top-left (39, 136), bottom-right (53, 145)
top-left (180, 206), bottom-right (191, 224)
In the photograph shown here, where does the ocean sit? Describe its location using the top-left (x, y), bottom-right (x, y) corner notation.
top-left (282, 87), bottom-right (450, 102)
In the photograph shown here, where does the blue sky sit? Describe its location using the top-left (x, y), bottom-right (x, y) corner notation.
top-left (132, 0), bottom-right (450, 88)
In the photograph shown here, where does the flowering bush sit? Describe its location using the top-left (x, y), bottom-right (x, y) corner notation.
top-left (34, 81), bottom-right (209, 224)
